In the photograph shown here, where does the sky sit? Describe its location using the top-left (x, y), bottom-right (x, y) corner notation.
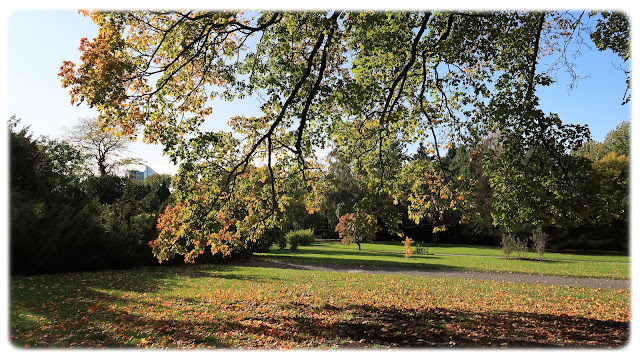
top-left (2, 6), bottom-right (634, 177)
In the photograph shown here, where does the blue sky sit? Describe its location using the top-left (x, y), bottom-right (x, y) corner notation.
top-left (4, 9), bottom-right (632, 175)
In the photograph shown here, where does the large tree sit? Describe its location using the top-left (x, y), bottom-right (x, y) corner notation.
top-left (60, 10), bottom-right (629, 262)
top-left (66, 116), bottom-right (140, 176)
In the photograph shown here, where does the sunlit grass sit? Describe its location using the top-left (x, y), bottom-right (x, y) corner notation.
top-left (10, 264), bottom-right (630, 348)
top-left (253, 242), bottom-right (630, 279)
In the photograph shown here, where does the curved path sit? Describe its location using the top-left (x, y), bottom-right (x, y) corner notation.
top-left (242, 259), bottom-right (630, 289)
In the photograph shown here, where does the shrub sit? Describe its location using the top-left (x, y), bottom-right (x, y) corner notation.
top-left (513, 236), bottom-right (529, 259)
top-left (285, 229), bottom-right (315, 250)
top-left (501, 232), bottom-right (516, 259)
top-left (530, 227), bottom-right (548, 260)
top-left (277, 235), bottom-right (288, 250)
top-left (502, 232), bottom-right (530, 259)
top-left (250, 227), bottom-right (283, 253)
top-left (402, 236), bottom-right (415, 258)
top-left (414, 243), bottom-right (429, 255)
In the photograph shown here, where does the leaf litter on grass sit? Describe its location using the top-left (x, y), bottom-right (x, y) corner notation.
top-left (10, 264), bottom-right (630, 348)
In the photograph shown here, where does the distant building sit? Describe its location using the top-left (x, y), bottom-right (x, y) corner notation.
top-left (129, 165), bottom-right (156, 181)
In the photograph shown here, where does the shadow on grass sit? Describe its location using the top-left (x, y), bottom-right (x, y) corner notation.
top-left (282, 304), bottom-right (629, 348)
top-left (252, 247), bottom-right (481, 273)
top-left (11, 262), bottom-right (630, 349)
top-left (266, 246), bottom-right (415, 258)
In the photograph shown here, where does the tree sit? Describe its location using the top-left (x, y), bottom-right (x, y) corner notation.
top-left (574, 121), bottom-right (630, 224)
top-left (575, 120), bottom-right (630, 161)
top-left (590, 11), bottom-right (630, 104)
top-left (321, 150), bottom-right (365, 230)
top-left (9, 116), bottom-right (176, 274)
top-left (335, 212), bottom-right (379, 250)
top-left (66, 117), bottom-right (140, 176)
top-left (60, 10), bottom-right (629, 262)
top-left (448, 138), bottom-right (498, 240)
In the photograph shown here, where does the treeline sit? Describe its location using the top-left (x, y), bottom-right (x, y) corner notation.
top-left (8, 117), bottom-right (629, 274)
top-left (311, 121), bottom-right (630, 253)
top-left (9, 117), bottom-right (174, 274)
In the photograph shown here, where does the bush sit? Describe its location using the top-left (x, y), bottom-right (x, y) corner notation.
top-left (530, 227), bottom-right (548, 260)
top-left (249, 227), bottom-right (283, 253)
top-left (414, 243), bottom-right (429, 255)
top-left (285, 229), bottom-right (315, 250)
top-left (277, 234), bottom-right (288, 250)
top-left (501, 232), bottom-right (516, 259)
top-left (513, 236), bottom-right (529, 259)
top-left (502, 232), bottom-right (530, 259)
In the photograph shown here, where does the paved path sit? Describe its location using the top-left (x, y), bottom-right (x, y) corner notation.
top-left (242, 259), bottom-right (630, 290)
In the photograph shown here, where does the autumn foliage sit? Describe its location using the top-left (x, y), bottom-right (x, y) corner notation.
top-left (335, 212), bottom-right (379, 250)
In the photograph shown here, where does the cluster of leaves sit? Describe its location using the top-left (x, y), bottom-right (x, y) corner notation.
top-left (10, 264), bottom-right (629, 348)
top-left (9, 117), bottom-right (173, 274)
top-left (60, 10), bottom-right (629, 262)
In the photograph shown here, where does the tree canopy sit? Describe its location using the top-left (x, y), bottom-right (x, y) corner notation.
top-left (60, 10), bottom-right (630, 263)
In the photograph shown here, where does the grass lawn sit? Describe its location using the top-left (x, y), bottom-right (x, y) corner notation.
top-left (254, 242), bottom-right (630, 279)
top-left (10, 263), bottom-right (629, 349)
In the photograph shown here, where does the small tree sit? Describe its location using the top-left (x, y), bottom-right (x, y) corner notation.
top-left (402, 236), bottom-right (415, 258)
top-left (514, 236), bottom-right (529, 259)
top-left (335, 212), bottom-right (378, 250)
top-left (501, 232), bottom-right (516, 259)
top-left (530, 227), bottom-right (548, 261)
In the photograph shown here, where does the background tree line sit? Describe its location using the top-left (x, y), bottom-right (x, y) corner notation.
top-left (8, 114), bottom-right (629, 274)
top-left (316, 120), bottom-right (629, 252)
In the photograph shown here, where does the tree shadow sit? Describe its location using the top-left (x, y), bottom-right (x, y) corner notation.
top-left (283, 304), bottom-right (629, 348)
top-left (252, 252), bottom-right (474, 274)
top-left (267, 246), bottom-right (414, 258)
top-left (10, 264), bottom-right (629, 349)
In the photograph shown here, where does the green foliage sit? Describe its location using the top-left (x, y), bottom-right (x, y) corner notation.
top-left (448, 141), bottom-right (497, 240)
top-left (572, 121), bottom-right (629, 224)
top-left (9, 117), bottom-right (174, 274)
top-left (248, 227), bottom-right (283, 253)
top-left (575, 120), bottom-right (630, 161)
top-left (59, 11), bottom-right (630, 262)
top-left (277, 235), bottom-right (288, 250)
top-left (83, 174), bottom-right (125, 204)
top-left (285, 229), bottom-right (315, 250)
top-left (414, 243), bottom-right (429, 255)
top-left (321, 150), bottom-right (365, 230)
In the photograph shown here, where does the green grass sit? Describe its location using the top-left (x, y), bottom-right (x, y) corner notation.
top-left (10, 263), bottom-right (630, 348)
top-left (254, 242), bottom-right (630, 279)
